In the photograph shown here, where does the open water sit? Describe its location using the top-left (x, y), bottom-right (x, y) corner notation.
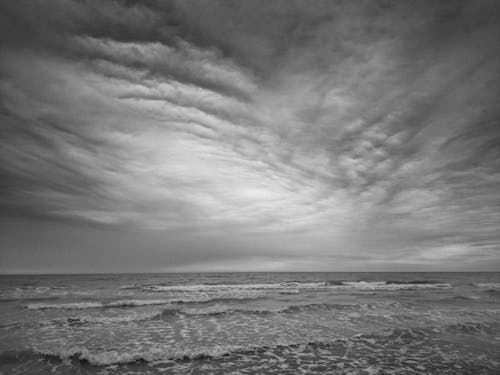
top-left (1, 272), bottom-right (500, 374)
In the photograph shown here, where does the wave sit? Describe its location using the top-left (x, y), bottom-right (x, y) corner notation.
top-left (180, 304), bottom-right (289, 316)
top-left (339, 281), bottom-right (452, 290)
top-left (0, 295), bottom-right (61, 303)
top-left (15, 286), bottom-right (70, 293)
top-left (385, 280), bottom-right (440, 285)
top-left (105, 299), bottom-right (173, 308)
top-left (30, 344), bottom-right (255, 366)
top-left (6, 320), bottom-right (499, 367)
top-left (24, 294), bottom-right (269, 310)
top-left (23, 281), bottom-right (453, 311)
top-left (25, 299), bottom-right (173, 310)
top-left (26, 302), bottom-right (104, 310)
top-left (4, 312), bottom-right (164, 329)
top-left (445, 321), bottom-right (500, 335)
top-left (325, 280), bottom-right (344, 285)
top-left (178, 302), bottom-right (362, 317)
top-left (448, 295), bottom-right (480, 301)
top-left (141, 282), bottom-right (327, 292)
top-left (26, 339), bottom-right (357, 366)
top-left (475, 283), bottom-right (500, 289)
top-left (285, 302), bottom-right (363, 313)
top-left (362, 321), bottom-right (500, 342)
top-left (0, 286), bottom-right (71, 300)
top-left (138, 280), bottom-right (452, 293)
top-left (119, 284), bottom-right (141, 290)
top-left (0, 350), bottom-right (36, 365)
top-left (70, 312), bottom-right (163, 325)
top-left (484, 289), bottom-right (500, 298)
top-left (5, 303), bottom-right (357, 329)
top-left (279, 289), bottom-right (299, 294)
top-left (24, 300), bottom-right (363, 320)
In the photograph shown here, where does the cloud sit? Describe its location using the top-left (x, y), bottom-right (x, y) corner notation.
top-left (0, 0), bottom-right (499, 272)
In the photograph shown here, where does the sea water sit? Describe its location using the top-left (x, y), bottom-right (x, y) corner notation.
top-left (1, 272), bottom-right (499, 374)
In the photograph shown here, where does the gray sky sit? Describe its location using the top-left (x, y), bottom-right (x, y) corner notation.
top-left (1, 0), bottom-right (499, 273)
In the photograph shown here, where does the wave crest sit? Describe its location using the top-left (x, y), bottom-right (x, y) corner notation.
top-left (136, 280), bottom-right (452, 293)
top-left (142, 282), bottom-right (327, 293)
top-left (32, 344), bottom-right (254, 366)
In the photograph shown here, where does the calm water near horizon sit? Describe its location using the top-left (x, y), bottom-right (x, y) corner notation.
top-left (1, 272), bottom-right (500, 374)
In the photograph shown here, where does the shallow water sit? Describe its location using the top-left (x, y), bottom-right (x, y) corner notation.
top-left (1, 272), bottom-right (500, 374)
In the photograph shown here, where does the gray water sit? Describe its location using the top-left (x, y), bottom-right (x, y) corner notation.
top-left (1, 272), bottom-right (500, 374)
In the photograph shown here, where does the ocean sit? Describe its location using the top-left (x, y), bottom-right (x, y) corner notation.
top-left (1, 272), bottom-right (499, 374)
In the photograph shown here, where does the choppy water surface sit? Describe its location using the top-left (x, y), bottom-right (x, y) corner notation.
top-left (1, 272), bottom-right (500, 374)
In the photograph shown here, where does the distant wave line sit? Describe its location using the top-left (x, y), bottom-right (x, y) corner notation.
top-left (122, 280), bottom-right (453, 292)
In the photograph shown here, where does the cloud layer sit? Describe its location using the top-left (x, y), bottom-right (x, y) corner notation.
top-left (1, 0), bottom-right (499, 272)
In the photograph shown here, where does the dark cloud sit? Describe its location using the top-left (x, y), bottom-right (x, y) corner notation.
top-left (0, 0), bottom-right (499, 272)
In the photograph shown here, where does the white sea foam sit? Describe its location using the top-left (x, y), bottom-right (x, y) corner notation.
top-left (340, 281), bottom-right (452, 290)
top-left (33, 343), bottom-right (260, 366)
top-left (29, 322), bottom-right (500, 370)
top-left (141, 281), bottom-right (451, 293)
top-left (24, 281), bottom-right (452, 310)
top-left (142, 282), bottom-right (327, 292)
top-left (33, 332), bottom-right (391, 366)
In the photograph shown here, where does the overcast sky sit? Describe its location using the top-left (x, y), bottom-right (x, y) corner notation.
top-left (1, 0), bottom-right (499, 273)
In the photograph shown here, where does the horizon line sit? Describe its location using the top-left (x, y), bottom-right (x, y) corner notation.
top-left (1, 270), bottom-right (499, 276)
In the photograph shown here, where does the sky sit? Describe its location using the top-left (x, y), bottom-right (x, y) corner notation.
top-left (1, 0), bottom-right (499, 273)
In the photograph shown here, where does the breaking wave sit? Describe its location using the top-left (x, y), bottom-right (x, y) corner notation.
top-left (385, 280), bottom-right (440, 285)
top-left (334, 281), bottom-right (452, 290)
top-left (141, 282), bottom-right (327, 292)
top-left (17, 321), bottom-right (499, 366)
top-left (29, 344), bottom-right (254, 366)
top-left (132, 280), bottom-right (452, 293)
top-left (22, 280), bottom-right (453, 310)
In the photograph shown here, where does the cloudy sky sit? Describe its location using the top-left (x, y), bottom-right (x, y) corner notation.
top-left (1, 0), bottom-right (499, 273)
